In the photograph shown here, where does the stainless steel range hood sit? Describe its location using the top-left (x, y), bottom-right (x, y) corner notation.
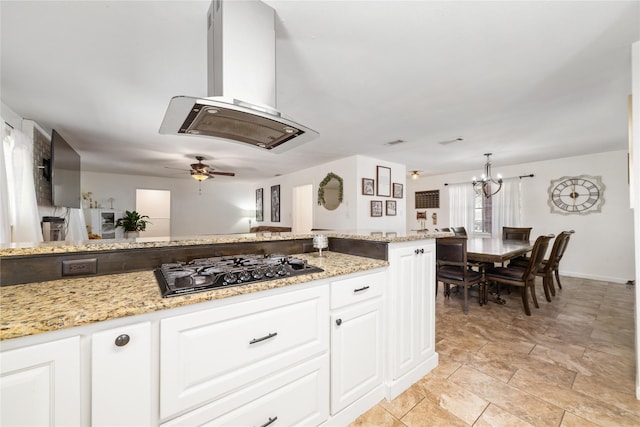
top-left (159, 0), bottom-right (318, 152)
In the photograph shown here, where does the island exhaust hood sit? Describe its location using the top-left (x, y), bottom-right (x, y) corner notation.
top-left (159, 0), bottom-right (318, 152)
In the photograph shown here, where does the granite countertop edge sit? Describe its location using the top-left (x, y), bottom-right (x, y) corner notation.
top-left (0, 252), bottom-right (388, 341)
top-left (0, 231), bottom-right (449, 257)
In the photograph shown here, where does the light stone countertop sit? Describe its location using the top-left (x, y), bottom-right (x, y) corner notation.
top-left (0, 231), bottom-right (449, 257)
top-left (0, 252), bottom-right (388, 341)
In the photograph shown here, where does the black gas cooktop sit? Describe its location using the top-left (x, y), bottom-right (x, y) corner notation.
top-left (155, 254), bottom-right (323, 297)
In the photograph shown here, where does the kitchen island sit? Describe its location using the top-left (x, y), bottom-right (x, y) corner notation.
top-left (0, 232), bottom-right (443, 426)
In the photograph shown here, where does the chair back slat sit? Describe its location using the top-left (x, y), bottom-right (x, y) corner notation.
top-left (543, 230), bottom-right (574, 273)
top-left (502, 226), bottom-right (532, 241)
top-left (552, 230), bottom-right (575, 268)
top-left (452, 227), bottom-right (468, 237)
top-left (436, 237), bottom-right (467, 266)
top-left (523, 234), bottom-right (553, 280)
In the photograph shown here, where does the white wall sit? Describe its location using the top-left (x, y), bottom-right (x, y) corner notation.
top-left (407, 150), bottom-right (635, 283)
top-left (630, 40), bottom-right (640, 399)
top-left (81, 171), bottom-right (255, 236)
top-left (80, 156), bottom-right (409, 238)
top-left (355, 156), bottom-right (406, 233)
top-left (253, 155), bottom-right (407, 233)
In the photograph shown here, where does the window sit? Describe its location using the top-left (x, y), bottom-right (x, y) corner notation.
top-left (473, 193), bottom-right (493, 233)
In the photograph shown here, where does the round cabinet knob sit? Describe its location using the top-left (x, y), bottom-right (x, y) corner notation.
top-left (336, 319), bottom-right (342, 326)
top-left (114, 334), bottom-right (130, 347)
top-left (414, 249), bottom-right (420, 254)
top-left (420, 248), bottom-right (425, 254)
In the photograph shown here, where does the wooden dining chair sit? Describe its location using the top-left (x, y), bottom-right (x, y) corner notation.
top-left (436, 237), bottom-right (484, 314)
top-left (510, 230), bottom-right (575, 300)
top-left (502, 226), bottom-right (532, 241)
top-left (485, 234), bottom-right (553, 316)
top-left (452, 227), bottom-right (468, 237)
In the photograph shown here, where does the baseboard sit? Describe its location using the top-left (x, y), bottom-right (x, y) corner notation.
top-left (385, 352), bottom-right (439, 401)
top-left (320, 384), bottom-right (385, 426)
top-left (561, 272), bottom-right (630, 284)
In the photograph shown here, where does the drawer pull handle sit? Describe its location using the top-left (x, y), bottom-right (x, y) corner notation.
top-left (354, 285), bottom-right (370, 293)
top-left (114, 334), bottom-right (130, 347)
top-left (258, 416), bottom-right (278, 427)
top-left (336, 318), bottom-right (342, 326)
top-left (249, 332), bottom-right (278, 345)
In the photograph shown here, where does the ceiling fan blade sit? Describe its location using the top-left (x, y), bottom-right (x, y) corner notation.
top-left (209, 171), bottom-right (235, 177)
top-left (165, 166), bottom-right (190, 172)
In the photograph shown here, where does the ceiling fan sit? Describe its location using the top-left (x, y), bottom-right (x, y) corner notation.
top-left (167, 156), bottom-right (236, 181)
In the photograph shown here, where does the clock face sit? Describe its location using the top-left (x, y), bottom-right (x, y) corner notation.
top-left (547, 175), bottom-right (604, 215)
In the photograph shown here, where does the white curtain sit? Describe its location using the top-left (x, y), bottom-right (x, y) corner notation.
top-left (491, 177), bottom-right (522, 236)
top-left (66, 208), bottom-right (88, 241)
top-left (448, 183), bottom-right (475, 235)
top-left (1, 121), bottom-right (43, 244)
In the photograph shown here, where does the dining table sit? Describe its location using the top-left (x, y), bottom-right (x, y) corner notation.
top-left (464, 237), bottom-right (534, 304)
top-left (466, 237), bottom-right (534, 264)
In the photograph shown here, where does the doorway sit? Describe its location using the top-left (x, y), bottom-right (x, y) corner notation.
top-left (292, 184), bottom-right (313, 234)
top-left (136, 189), bottom-right (171, 238)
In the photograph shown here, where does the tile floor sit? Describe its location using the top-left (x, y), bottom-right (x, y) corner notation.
top-left (350, 276), bottom-right (639, 426)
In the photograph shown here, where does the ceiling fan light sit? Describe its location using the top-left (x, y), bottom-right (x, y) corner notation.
top-left (191, 171), bottom-right (210, 181)
top-left (411, 171), bottom-right (420, 179)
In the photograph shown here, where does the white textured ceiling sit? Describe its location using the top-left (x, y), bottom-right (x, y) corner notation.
top-left (1, 0), bottom-right (638, 181)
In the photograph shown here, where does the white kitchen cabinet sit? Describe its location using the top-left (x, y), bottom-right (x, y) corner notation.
top-left (385, 240), bottom-right (438, 400)
top-left (89, 208), bottom-right (123, 239)
top-left (91, 321), bottom-right (153, 426)
top-left (0, 336), bottom-right (81, 426)
top-left (162, 355), bottom-right (329, 427)
top-left (328, 270), bottom-right (385, 424)
top-left (160, 284), bottom-right (330, 422)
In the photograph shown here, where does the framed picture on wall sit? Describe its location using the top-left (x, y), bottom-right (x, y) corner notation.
top-left (362, 178), bottom-right (375, 195)
top-left (256, 188), bottom-right (264, 222)
top-left (386, 200), bottom-right (397, 216)
top-left (271, 185), bottom-right (281, 222)
top-left (371, 200), bottom-right (383, 217)
top-left (376, 166), bottom-right (391, 197)
top-left (392, 183), bottom-right (403, 198)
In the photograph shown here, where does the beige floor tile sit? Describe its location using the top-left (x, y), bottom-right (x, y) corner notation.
top-left (508, 365), bottom-right (640, 426)
top-left (379, 384), bottom-right (425, 419)
top-left (349, 276), bottom-right (638, 427)
top-left (399, 397), bottom-right (468, 427)
top-left (474, 404), bottom-right (535, 427)
top-left (414, 375), bottom-right (488, 425)
top-left (560, 411), bottom-right (602, 427)
top-left (449, 365), bottom-right (564, 426)
top-left (572, 373), bottom-right (640, 415)
top-left (349, 404), bottom-right (405, 427)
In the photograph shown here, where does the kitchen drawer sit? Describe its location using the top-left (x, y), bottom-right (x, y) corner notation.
top-left (160, 284), bottom-right (329, 420)
top-left (330, 270), bottom-right (386, 309)
top-left (162, 355), bottom-right (329, 427)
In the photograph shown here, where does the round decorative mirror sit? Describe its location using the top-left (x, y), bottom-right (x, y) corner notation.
top-left (318, 172), bottom-right (344, 211)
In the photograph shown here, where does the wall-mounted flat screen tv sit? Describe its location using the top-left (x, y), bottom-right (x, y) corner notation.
top-left (51, 129), bottom-right (81, 209)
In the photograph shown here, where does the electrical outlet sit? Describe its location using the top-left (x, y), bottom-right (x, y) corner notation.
top-left (62, 258), bottom-right (97, 276)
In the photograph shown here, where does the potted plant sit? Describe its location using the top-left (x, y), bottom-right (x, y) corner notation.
top-left (115, 210), bottom-right (150, 238)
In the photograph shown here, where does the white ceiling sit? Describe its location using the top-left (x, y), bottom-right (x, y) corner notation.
top-left (1, 1), bottom-right (639, 182)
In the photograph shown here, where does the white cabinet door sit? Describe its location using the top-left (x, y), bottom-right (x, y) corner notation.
top-left (387, 241), bottom-right (436, 385)
top-left (160, 285), bottom-right (329, 420)
top-left (330, 298), bottom-right (383, 414)
top-left (91, 321), bottom-right (153, 427)
top-left (0, 336), bottom-right (81, 426)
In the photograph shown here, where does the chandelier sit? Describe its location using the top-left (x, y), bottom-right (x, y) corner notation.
top-left (472, 153), bottom-right (502, 198)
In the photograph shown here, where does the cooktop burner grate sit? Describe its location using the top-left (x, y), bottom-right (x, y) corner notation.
top-left (155, 254), bottom-right (323, 297)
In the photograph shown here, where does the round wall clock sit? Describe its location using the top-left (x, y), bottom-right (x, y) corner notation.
top-left (547, 175), bottom-right (605, 215)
